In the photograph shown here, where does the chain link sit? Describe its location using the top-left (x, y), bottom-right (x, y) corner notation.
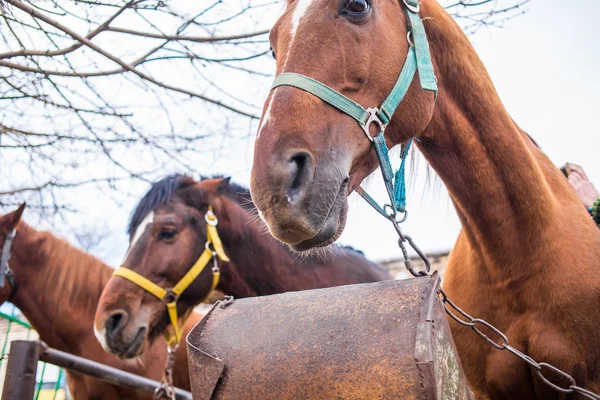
top-left (383, 202), bottom-right (600, 400)
top-left (154, 344), bottom-right (177, 400)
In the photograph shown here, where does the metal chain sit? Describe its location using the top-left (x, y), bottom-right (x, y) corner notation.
top-left (439, 290), bottom-right (600, 399)
top-left (154, 344), bottom-right (178, 400)
top-left (383, 203), bottom-right (600, 399)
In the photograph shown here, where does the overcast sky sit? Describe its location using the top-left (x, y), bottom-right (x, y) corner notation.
top-left (17, 0), bottom-right (600, 268)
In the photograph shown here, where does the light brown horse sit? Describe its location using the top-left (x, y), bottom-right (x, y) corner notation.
top-left (0, 204), bottom-right (201, 399)
top-left (249, 0), bottom-right (600, 398)
top-left (94, 175), bottom-right (390, 358)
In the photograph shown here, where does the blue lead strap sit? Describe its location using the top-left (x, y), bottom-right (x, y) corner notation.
top-left (393, 139), bottom-right (412, 213)
top-left (373, 134), bottom-right (396, 200)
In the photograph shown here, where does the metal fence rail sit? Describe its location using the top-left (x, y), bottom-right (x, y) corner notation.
top-left (1, 341), bottom-right (192, 400)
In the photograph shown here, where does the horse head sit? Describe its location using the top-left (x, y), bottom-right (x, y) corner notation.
top-left (250, 0), bottom-right (437, 250)
top-left (94, 175), bottom-right (231, 358)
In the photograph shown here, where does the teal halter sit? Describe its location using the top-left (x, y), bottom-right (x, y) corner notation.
top-left (271, 0), bottom-right (437, 219)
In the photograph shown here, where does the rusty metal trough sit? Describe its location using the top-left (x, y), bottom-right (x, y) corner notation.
top-left (186, 274), bottom-right (474, 399)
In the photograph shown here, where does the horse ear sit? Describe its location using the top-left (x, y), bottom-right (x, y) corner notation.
top-left (187, 178), bottom-right (231, 207)
top-left (215, 177), bottom-right (231, 196)
top-left (1, 203), bottom-right (26, 232)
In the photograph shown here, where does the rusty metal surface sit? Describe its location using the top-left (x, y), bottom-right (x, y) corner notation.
top-left (187, 276), bottom-right (473, 400)
top-left (1, 340), bottom-right (39, 400)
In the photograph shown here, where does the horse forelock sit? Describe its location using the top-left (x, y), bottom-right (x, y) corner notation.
top-left (128, 174), bottom-right (195, 236)
top-left (129, 174), bottom-right (256, 238)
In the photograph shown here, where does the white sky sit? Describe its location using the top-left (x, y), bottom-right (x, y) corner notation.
top-left (17, 0), bottom-right (600, 267)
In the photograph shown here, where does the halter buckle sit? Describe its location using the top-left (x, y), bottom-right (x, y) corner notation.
top-left (205, 210), bottom-right (218, 226)
top-left (403, 0), bottom-right (420, 13)
top-left (362, 108), bottom-right (387, 142)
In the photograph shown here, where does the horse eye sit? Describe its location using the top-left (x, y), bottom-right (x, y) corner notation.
top-left (270, 46), bottom-right (276, 60)
top-left (158, 229), bottom-right (177, 240)
top-left (344, 0), bottom-right (369, 14)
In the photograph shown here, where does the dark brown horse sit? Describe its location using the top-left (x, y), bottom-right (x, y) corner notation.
top-left (94, 175), bottom-right (390, 358)
top-left (249, 0), bottom-right (600, 398)
top-left (0, 204), bottom-right (201, 399)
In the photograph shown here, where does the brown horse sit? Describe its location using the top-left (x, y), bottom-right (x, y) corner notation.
top-left (94, 174), bottom-right (390, 358)
top-left (249, 0), bottom-right (600, 398)
top-left (0, 204), bottom-right (201, 399)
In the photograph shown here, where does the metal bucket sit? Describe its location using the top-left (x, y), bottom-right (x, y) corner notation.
top-left (186, 274), bottom-right (473, 399)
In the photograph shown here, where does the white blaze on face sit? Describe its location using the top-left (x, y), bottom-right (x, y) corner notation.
top-left (291, 0), bottom-right (314, 40)
top-left (94, 324), bottom-right (110, 352)
top-left (257, 0), bottom-right (314, 141)
top-left (126, 211), bottom-right (154, 258)
top-left (257, 96), bottom-right (275, 140)
top-left (258, 0), bottom-right (314, 137)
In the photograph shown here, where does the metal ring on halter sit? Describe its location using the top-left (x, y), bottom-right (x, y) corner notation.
top-left (383, 204), bottom-right (396, 218)
top-left (162, 289), bottom-right (178, 304)
top-left (205, 241), bottom-right (214, 251)
top-left (406, 31), bottom-right (414, 47)
top-left (395, 210), bottom-right (408, 224)
top-left (205, 211), bottom-right (218, 226)
top-left (361, 108), bottom-right (387, 142)
top-left (403, 0), bottom-right (420, 13)
top-left (383, 204), bottom-right (409, 224)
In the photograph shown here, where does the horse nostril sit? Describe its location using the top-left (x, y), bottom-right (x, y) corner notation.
top-left (105, 310), bottom-right (127, 339)
top-left (287, 151), bottom-right (314, 203)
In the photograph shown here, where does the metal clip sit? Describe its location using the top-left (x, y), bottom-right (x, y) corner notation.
top-left (219, 295), bottom-right (235, 309)
top-left (212, 256), bottom-right (219, 273)
top-left (361, 108), bottom-right (387, 142)
top-left (403, 0), bottom-right (420, 13)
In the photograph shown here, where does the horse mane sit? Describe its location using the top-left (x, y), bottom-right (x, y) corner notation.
top-left (338, 245), bottom-right (365, 256)
top-left (128, 174), bottom-right (254, 235)
top-left (216, 177), bottom-right (255, 212)
top-left (32, 225), bottom-right (112, 314)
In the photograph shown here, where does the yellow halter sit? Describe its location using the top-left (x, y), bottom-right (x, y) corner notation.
top-left (112, 206), bottom-right (230, 348)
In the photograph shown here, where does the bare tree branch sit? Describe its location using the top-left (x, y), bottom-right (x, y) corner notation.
top-left (3, 0), bottom-right (259, 118)
top-left (0, 0), bottom-right (529, 243)
top-left (105, 26), bottom-right (269, 43)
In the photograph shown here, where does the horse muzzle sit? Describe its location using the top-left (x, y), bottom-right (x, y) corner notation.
top-left (95, 309), bottom-right (148, 359)
top-left (251, 149), bottom-right (350, 250)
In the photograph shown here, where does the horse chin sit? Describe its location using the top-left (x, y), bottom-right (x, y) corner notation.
top-left (290, 194), bottom-right (348, 252)
top-left (117, 327), bottom-right (147, 359)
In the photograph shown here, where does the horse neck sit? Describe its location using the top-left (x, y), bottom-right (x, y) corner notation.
top-left (10, 223), bottom-right (112, 353)
top-left (404, 2), bottom-right (596, 274)
top-left (215, 199), bottom-right (319, 297)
